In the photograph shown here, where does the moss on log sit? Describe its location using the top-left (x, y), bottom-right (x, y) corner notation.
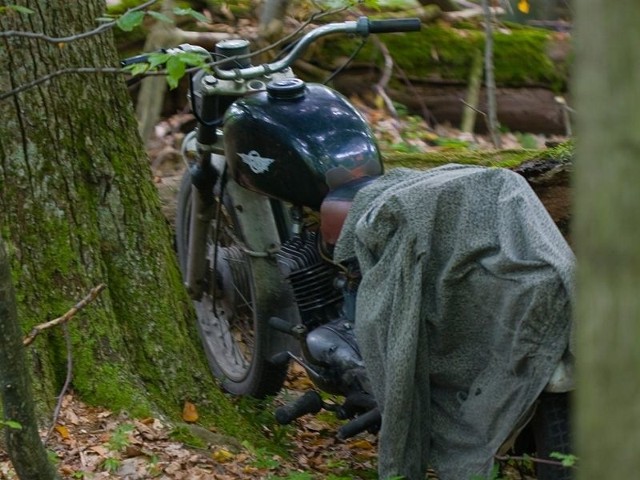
top-left (315, 21), bottom-right (569, 91)
top-left (381, 143), bottom-right (574, 238)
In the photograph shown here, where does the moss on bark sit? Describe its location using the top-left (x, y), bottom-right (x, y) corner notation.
top-left (0, 0), bottom-right (268, 448)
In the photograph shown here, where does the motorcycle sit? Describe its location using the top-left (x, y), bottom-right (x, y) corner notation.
top-left (145, 16), bottom-right (572, 479)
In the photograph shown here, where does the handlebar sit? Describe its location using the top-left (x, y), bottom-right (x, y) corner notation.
top-left (121, 16), bottom-right (420, 80)
top-left (213, 16), bottom-right (420, 81)
top-left (368, 18), bottom-right (422, 33)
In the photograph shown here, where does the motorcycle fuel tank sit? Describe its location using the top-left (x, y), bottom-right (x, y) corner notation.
top-left (223, 79), bottom-right (382, 210)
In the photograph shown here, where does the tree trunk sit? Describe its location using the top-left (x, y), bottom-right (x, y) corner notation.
top-left (574, 0), bottom-right (640, 478)
top-left (258, 0), bottom-right (289, 42)
top-left (0, 239), bottom-right (58, 479)
top-left (0, 0), bottom-right (260, 443)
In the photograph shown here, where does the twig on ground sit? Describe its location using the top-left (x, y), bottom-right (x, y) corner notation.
top-left (495, 453), bottom-right (568, 468)
top-left (23, 284), bottom-right (107, 347)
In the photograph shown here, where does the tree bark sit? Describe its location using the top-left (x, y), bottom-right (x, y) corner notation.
top-left (0, 239), bottom-right (58, 480)
top-left (574, 1), bottom-right (640, 479)
top-left (0, 0), bottom-right (260, 443)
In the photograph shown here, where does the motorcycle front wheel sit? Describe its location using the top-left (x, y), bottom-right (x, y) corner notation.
top-left (176, 168), bottom-right (288, 398)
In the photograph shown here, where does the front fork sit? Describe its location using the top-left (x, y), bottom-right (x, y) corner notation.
top-left (182, 130), bottom-right (224, 301)
top-left (185, 185), bottom-right (215, 301)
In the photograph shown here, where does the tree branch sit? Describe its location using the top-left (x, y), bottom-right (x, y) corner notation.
top-left (371, 37), bottom-right (397, 117)
top-left (495, 453), bottom-right (572, 468)
top-left (0, 67), bottom-right (124, 101)
top-left (0, 0), bottom-right (158, 44)
top-left (22, 284), bottom-right (106, 347)
top-left (0, 6), bottom-right (345, 102)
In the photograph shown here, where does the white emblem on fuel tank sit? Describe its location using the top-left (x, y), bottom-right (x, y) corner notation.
top-left (238, 150), bottom-right (274, 174)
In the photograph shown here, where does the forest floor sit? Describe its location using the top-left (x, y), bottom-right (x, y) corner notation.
top-left (0, 365), bottom-right (538, 480)
top-left (1, 106), bottom-right (560, 479)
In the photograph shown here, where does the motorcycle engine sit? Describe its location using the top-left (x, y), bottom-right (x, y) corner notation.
top-left (276, 231), bottom-right (344, 328)
top-left (277, 231), bottom-right (370, 396)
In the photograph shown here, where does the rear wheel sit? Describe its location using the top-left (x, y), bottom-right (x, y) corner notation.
top-left (531, 392), bottom-right (573, 480)
top-left (176, 169), bottom-right (288, 397)
top-left (513, 392), bottom-right (573, 480)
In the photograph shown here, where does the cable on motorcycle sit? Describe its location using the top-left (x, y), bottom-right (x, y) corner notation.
top-left (323, 37), bottom-right (367, 85)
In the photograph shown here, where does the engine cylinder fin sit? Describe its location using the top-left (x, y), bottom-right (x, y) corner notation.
top-left (276, 231), bottom-right (343, 326)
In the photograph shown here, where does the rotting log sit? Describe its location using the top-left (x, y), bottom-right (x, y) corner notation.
top-left (309, 22), bottom-right (572, 135)
top-left (382, 144), bottom-right (573, 239)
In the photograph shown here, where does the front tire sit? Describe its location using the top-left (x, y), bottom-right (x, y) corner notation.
top-left (176, 168), bottom-right (288, 398)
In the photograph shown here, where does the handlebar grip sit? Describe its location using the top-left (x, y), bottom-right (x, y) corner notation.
top-left (120, 53), bottom-right (152, 67)
top-left (367, 18), bottom-right (421, 34)
top-left (275, 391), bottom-right (323, 424)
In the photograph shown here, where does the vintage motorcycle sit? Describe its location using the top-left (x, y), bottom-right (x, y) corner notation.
top-left (137, 16), bottom-right (572, 479)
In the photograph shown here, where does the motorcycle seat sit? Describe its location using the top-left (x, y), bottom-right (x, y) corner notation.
top-left (320, 176), bottom-right (378, 245)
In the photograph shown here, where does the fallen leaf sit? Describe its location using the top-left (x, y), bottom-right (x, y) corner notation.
top-left (55, 425), bottom-right (71, 439)
top-left (517, 0), bottom-right (530, 14)
top-left (182, 401), bottom-right (199, 423)
top-left (212, 448), bottom-right (234, 463)
top-left (88, 445), bottom-right (108, 456)
top-left (349, 439), bottom-right (374, 450)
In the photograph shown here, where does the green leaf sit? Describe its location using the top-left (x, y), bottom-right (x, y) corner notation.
top-left (549, 452), bottom-right (578, 467)
top-left (1, 420), bottom-right (23, 430)
top-left (166, 56), bottom-right (186, 89)
top-left (147, 11), bottom-right (174, 24)
top-left (147, 52), bottom-right (171, 70)
top-left (172, 7), bottom-right (209, 23)
top-left (6, 5), bottom-right (35, 14)
top-left (116, 10), bottom-right (144, 32)
top-left (174, 52), bottom-right (208, 68)
top-left (124, 63), bottom-right (149, 77)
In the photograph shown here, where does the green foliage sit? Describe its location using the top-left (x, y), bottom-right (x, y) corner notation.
top-left (110, 5), bottom-right (209, 35)
top-left (233, 395), bottom-right (292, 448)
top-left (242, 440), bottom-right (282, 470)
top-left (0, 4), bottom-right (34, 14)
top-left (107, 423), bottom-right (135, 451)
top-left (0, 419), bottom-right (22, 429)
top-left (102, 457), bottom-right (121, 473)
top-left (173, 7), bottom-right (209, 23)
top-left (122, 50), bottom-right (209, 89)
top-left (147, 454), bottom-right (162, 476)
top-left (550, 451), bottom-right (578, 467)
top-left (433, 137), bottom-right (472, 149)
top-left (116, 10), bottom-right (144, 31)
top-left (146, 10), bottom-right (172, 24)
top-left (515, 132), bottom-right (539, 149)
top-left (47, 449), bottom-right (61, 466)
